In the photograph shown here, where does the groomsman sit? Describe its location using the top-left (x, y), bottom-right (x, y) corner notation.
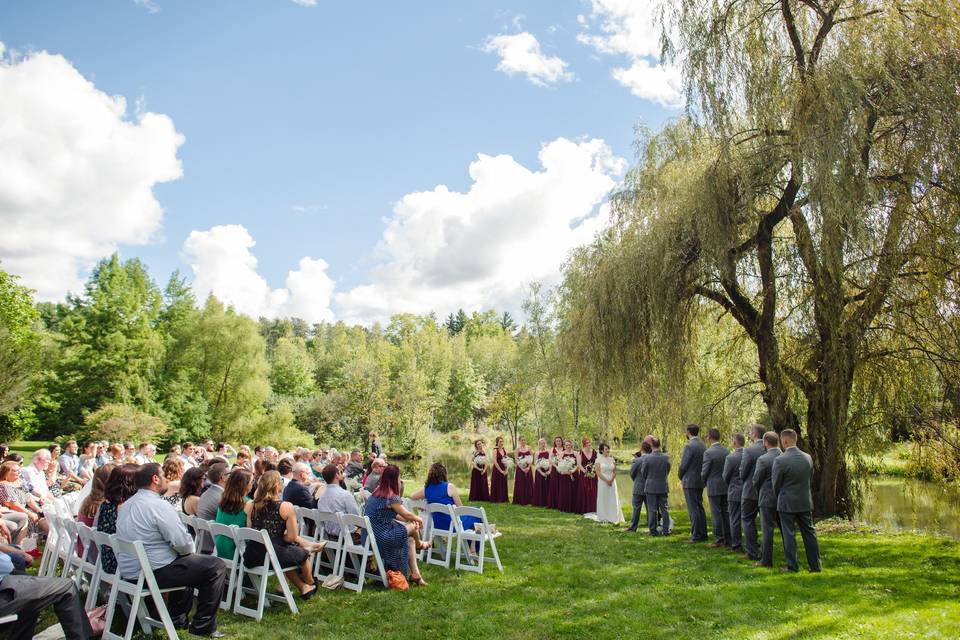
top-left (773, 429), bottom-right (822, 572)
top-left (626, 443), bottom-right (651, 532)
top-left (723, 433), bottom-right (745, 552)
top-left (740, 424), bottom-right (766, 561)
top-left (678, 424), bottom-right (707, 542)
top-left (701, 428), bottom-right (729, 547)
top-left (752, 431), bottom-right (781, 567)
top-left (641, 437), bottom-right (670, 536)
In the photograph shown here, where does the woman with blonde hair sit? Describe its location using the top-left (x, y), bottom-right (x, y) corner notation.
top-left (243, 471), bottom-right (325, 599)
top-left (161, 457), bottom-right (184, 509)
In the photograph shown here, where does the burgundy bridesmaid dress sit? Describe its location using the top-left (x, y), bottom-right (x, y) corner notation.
top-left (512, 448), bottom-right (533, 505)
top-left (469, 455), bottom-right (490, 502)
top-left (531, 450), bottom-right (550, 506)
top-left (547, 448), bottom-right (562, 509)
top-left (489, 449), bottom-right (509, 503)
top-left (558, 452), bottom-right (579, 513)
top-left (577, 449), bottom-right (598, 514)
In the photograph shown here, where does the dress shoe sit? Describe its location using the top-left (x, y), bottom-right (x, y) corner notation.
top-left (624, 527), bottom-right (637, 533)
top-left (708, 541), bottom-right (725, 548)
top-left (189, 631), bottom-right (226, 639)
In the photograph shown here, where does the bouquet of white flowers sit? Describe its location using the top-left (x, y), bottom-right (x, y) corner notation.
top-left (518, 455), bottom-right (533, 470)
top-left (584, 462), bottom-right (596, 478)
top-left (537, 458), bottom-right (551, 471)
top-left (344, 476), bottom-right (361, 493)
top-left (501, 456), bottom-right (515, 471)
top-left (474, 454), bottom-right (488, 467)
top-left (557, 457), bottom-right (577, 474)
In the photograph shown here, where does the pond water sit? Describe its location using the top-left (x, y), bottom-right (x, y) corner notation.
top-left (396, 450), bottom-right (960, 538)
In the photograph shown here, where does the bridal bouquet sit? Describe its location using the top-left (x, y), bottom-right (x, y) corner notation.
top-left (584, 463), bottom-right (596, 478)
top-left (501, 456), bottom-right (515, 471)
top-left (474, 454), bottom-right (488, 468)
top-left (518, 455), bottom-right (533, 470)
top-left (344, 476), bottom-right (362, 493)
top-left (537, 458), bottom-right (551, 471)
top-left (557, 457), bottom-right (577, 474)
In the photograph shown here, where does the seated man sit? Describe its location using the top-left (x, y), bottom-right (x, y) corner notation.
top-left (116, 463), bottom-right (227, 638)
top-left (0, 551), bottom-right (93, 640)
top-left (315, 464), bottom-right (360, 541)
top-left (344, 450), bottom-right (365, 480)
top-left (363, 458), bottom-right (387, 493)
top-left (20, 449), bottom-right (54, 502)
top-left (282, 463), bottom-right (317, 510)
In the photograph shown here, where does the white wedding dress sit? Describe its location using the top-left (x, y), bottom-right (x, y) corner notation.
top-left (593, 454), bottom-right (624, 523)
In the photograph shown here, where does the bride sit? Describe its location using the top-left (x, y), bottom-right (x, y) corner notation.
top-left (593, 443), bottom-right (624, 523)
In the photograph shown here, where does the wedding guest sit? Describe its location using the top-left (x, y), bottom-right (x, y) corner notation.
top-left (723, 433), bottom-right (746, 552)
top-left (20, 449), bottom-right (55, 501)
top-left (531, 438), bottom-right (551, 507)
top-left (344, 450), bottom-right (365, 480)
top-left (76, 464), bottom-right (115, 560)
top-left (363, 465), bottom-right (430, 585)
top-left (215, 469), bottom-right (253, 560)
top-left (179, 466), bottom-right (206, 516)
top-left (410, 463), bottom-right (479, 538)
top-left (244, 471), bottom-right (324, 599)
top-left (282, 463), bottom-right (316, 509)
top-left (512, 436), bottom-right (533, 505)
top-left (593, 443), bottom-right (623, 523)
top-left (740, 424), bottom-right (766, 561)
top-left (0, 508), bottom-right (28, 547)
top-left (315, 464), bottom-right (360, 541)
top-left (753, 431), bottom-right (781, 567)
top-left (133, 442), bottom-right (155, 465)
top-left (78, 442), bottom-right (98, 482)
top-left (547, 436), bottom-right (564, 509)
top-left (180, 443), bottom-right (198, 470)
top-left (489, 437), bottom-right (509, 503)
top-left (641, 437), bottom-right (670, 536)
top-left (772, 429), bottom-right (821, 572)
top-left (117, 463), bottom-right (227, 637)
top-left (58, 441), bottom-right (84, 488)
top-left (701, 428), bottom-right (730, 547)
top-left (557, 440), bottom-right (579, 513)
top-left (468, 440), bottom-right (490, 502)
top-left (233, 450), bottom-right (252, 471)
top-left (0, 461), bottom-right (46, 538)
top-left (161, 457), bottom-right (184, 510)
top-left (626, 442), bottom-right (651, 532)
top-left (277, 458), bottom-right (294, 488)
top-left (0, 445), bottom-right (7, 460)
top-left (95, 464), bottom-right (138, 575)
top-left (577, 437), bottom-right (598, 514)
top-left (364, 458), bottom-right (387, 493)
top-left (0, 552), bottom-right (95, 640)
top-left (368, 431), bottom-right (384, 458)
top-left (679, 424), bottom-right (708, 542)
top-left (197, 462), bottom-right (229, 524)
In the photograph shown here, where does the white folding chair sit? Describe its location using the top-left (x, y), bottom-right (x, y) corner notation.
top-left (425, 504), bottom-right (457, 568)
top-left (192, 517), bottom-right (214, 554)
top-left (42, 512), bottom-right (75, 578)
top-left (57, 518), bottom-right (83, 582)
top-left (232, 527), bottom-right (299, 621)
top-left (312, 511), bottom-right (345, 580)
top-left (102, 537), bottom-right (183, 640)
top-left (38, 507), bottom-right (60, 577)
top-left (0, 614), bottom-right (17, 624)
top-left (85, 530), bottom-right (115, 609)
top-left (68, 521), bottom-right (99, 592)
top-left (208, 522), bottom-right (241, 610)
top-left (453, 505), bottom-right (503, 573)
top-left (334, 514), bottom-right (388, 593)
top-left (407, 499), bottom-right (430, 560)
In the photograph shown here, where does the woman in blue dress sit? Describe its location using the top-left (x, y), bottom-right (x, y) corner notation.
top-left (409, 463), bottom-right (481, 551)
top-left (364, 465), bottom-right (431, 585)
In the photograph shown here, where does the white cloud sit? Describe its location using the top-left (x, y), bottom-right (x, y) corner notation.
top-left (182, 224), bottom-right (335, 324)
top-left (0, 44), bottom-right (184, 300)
top-left (483, 32), bottom-right (575, 87)
top-left (133, 0), bottom-right (160, 13)
top-left (335, 137), bottom-right (625, 325)
top-left (577, 0), bottom-right (684, 106)
top-left (290, 0), bottom-right (317, 6)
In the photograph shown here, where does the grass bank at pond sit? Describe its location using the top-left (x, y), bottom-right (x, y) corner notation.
top-left (209, 503), bottom-right (958, 640)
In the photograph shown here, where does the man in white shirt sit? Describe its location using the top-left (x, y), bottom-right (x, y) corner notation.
top-left (315, 464), bottom-right (360, 540)
top-left (133, 442), bottom-right (155, 465)
top-left (116, 463), bottom-right (227, 638)
top-left (20, 450), bottom-right (53, 502)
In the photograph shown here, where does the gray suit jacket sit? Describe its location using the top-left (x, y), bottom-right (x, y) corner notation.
top-left (640, 451), bottom-right (670, 495)
top-left (723, 448), bottom-right (744, 502)
top-left (629, 456), bottom-right (645, 495)
top-left (196, 484), bottom-right (223, 521)
top-left (753, 448), bottom-right (781, 508)
top-left (678, 437), bottom-right (706, 489)
top-left (701, 443), bottom-right (729, 497)
top-left (739, 441), bottom-right (765, 502)
top-left (772, 447), bottom-right (814, 513)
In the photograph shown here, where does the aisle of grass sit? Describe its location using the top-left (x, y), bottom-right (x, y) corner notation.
top-left (207, 503), bottom-right (959, 640)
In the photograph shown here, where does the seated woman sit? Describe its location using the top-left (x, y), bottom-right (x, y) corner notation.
top-left (215, 468), bottom-right (253, 560)
top-left (0, 460), bottom-right (47, 540)
top-left (96, 464), bottom-right (138, 574)
top-left (364, 464), bottom-right (430, 586)
top-left (161, 457), bottom-right (184, 510)
top-left (77, 463), bottom-right (115, 560)
top-left (179, 466), bottom-right (205, 516)
top-left (409, 462), bottom-right (481, 538)
top-left (243, 470), bottom-right (325, 600)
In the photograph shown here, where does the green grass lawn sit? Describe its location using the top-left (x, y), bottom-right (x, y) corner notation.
top-left (199, 503), bottom-right (959, 640)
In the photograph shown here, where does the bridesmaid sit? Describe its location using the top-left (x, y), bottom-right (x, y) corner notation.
top-left (468, 439), bottom-right (490, 502)
top-left (547, 436), bottom-right (564, 509)
top-left (577, 436), bottom-right (598, 514)
top-left (557, 439), bottom-right (579, 513)
top-left (489, 436), bottom-right (509, 503)
top-left (512, 436), bottom-right (534, 505)
top-left (531, 438), bottom-right (551, 507)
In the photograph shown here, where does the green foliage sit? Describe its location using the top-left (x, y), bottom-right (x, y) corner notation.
top-left (268, 337), bottom-right (316, 397)
top-left (84, 403), bottom-right (168, 443)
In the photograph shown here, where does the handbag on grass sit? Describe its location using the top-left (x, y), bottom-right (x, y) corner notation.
top-left (386, 569), bottom-right (408, 591)
top-left (322, 573), bottom-right (344, 590)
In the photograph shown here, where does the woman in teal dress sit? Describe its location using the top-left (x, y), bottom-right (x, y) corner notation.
top-left (215, 468), bottom-right (253, 559)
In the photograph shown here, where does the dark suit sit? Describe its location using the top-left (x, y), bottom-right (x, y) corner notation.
top-left (0, 567), bottom-right (94, 640)
top-left (628, 455), bottom-right (645, 531)
top-left (773, 447), bottom-right (822, 572)
top-left (282, 479), bottom-right (316, 509)
top-left (723, 448), bottom-right (744, 550)
top-left (753, 448), bottom-right (781, 566)
top-left (641, 451), bottom-right (670, 535)
top-left (678, 436), bottom-right (707, 541)
top-left (739, 441), bottom-right (765, 559)
top-left (701, 442), bottom-right (730, 544)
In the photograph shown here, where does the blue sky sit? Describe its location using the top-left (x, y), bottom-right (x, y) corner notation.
top-left (0, 0), bottom-right (677, 323)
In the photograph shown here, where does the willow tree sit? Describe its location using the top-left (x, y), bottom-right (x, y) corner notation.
top-left (561, 1), bottom-right (960, 516)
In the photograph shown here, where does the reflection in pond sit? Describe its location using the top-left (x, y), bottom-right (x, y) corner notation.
top-left (395, 448), bottom-right (960, 538)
